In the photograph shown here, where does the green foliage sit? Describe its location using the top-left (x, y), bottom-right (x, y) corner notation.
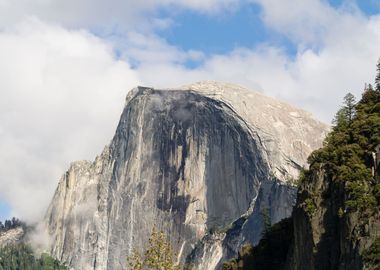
top-left (0, 243), bottom-right (67, 270)
top-left (337, 207), bottom-right (344, 218)
top-left (296, 169), bottom-right (312, 186)
top-left (332, 92), bottom-right (356, 130)
top-left (363, 237), bottom-right (380, 269)
top-left (222, 245), bottom-right (253, 270)
top-left (0, 217), bottom-right (24, 233)
top-left (374, 184), bottom-right (380, 204)
top-left (304, 198), bottom-right (316, 216)
top-left (345, 180), bottom-right (376, 212)
top-left (333, 107), bottom-right (349, 130)
top-left (222, 218), bottom-right (293, 270)
top-left (260, 208), bottom-right (271, 235)
top-left (344, 92), bottom-right (356, 123)
top-left (39, 253), bottom-right (68, 270)
top-left (376, 58), bottom-right (380, 92)
top-left (224, 60), bottom-right (380, 270)
top-left (127, 226), bottom-right (183, 270)
top-left (306, 85), bottom-right (380, 215)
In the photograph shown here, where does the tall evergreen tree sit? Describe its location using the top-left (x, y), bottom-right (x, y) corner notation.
top-left (376, 58), bottom-right (380, 92)
top-left (127, 227), bottom-right (183, 270)
top-left (333, 93), bottom-right (356, 129)
top-left (343, 93), bottom-right (356, 124)
top-left (260, 208), bottom-right (271, 235)
top-left (333, 107), bottom-right (349, 130)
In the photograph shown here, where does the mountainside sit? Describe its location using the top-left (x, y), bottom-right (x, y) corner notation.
top-left (44, 81), bottom-right (328, 270)
top-left (286, 88), bottom-right (380, 270)
top-left (222, 86), bottom-right (380, 270)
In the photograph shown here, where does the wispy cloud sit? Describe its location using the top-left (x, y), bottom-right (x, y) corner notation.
top-left (0, 0), bottom-right (240, 31)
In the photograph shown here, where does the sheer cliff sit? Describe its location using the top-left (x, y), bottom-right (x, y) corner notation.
top-left (44, 82), bottom-right (328, 270)
top-left (222, 87), bottom-right (380, 270)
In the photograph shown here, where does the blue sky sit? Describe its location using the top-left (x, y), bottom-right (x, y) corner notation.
top-left (0, 202), bottom-right (10, 221)
top-left (0, 0), bottom-right (380, 222)
top-left (158, 4), bottom-right (270, 55)
top-left (329, 0), bottom-right (380, 14)
top-left (148, 0), bottom-right (379, 65)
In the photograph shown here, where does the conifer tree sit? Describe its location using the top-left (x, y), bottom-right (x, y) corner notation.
top-left (260, 208), bottom-right (271, 235)
top-left (127, 227), bottom-right (182, 270)
top-left (376, 58), bottom-right (380, 92)
top-left (343, 93), bottom-right (356, 123)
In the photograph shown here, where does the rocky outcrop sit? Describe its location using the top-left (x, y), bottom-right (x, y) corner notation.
top-left (187, 179), bottom-right (297, 269)
top-left (0, 227), bottom-right (24, 247)
top-left (45, 82), bottom-right (328, 270)
top-left (285, 168), bottom-right (380, 270)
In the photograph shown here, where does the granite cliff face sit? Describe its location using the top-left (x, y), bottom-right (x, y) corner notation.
top-left (222, 86), bottom-right (380, 270)
top-left (45, 82), bottom-right (328, 269)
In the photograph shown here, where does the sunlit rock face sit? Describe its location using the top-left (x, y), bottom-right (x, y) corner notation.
top-left (45, 82), bottom-right (328, 270)
top-left (0, 227), bottom-right (24, 247)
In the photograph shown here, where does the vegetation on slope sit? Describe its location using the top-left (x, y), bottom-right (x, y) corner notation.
top-left (305, 86), bottom-right (380, 214)
top-left (0, 243), bottom-right (68, 270)
top-left (222, 58), bottom-right (380, 269)
top-left (127, 226), bottom-right (189, 270)
top-left (0, 218), bottom-right (68, 270)
top-left (363, 237), bottom-right (380, 269)
top-left (0, 218), bottom-right (25, 233)
top-left (222, 218), bottom-right (293, 270)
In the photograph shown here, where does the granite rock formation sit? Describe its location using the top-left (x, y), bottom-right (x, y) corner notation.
top-left (45, 82), bottom-right (328, 269)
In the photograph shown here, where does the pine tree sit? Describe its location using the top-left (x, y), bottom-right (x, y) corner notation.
top-left (376, 58), bottom-right (380, 92)
top-left (333, 107), bottom-right (349, 130)
top-left (343, 93), bottom-right (356, 123)
top-left (127, 227), bottom-right (182, 270)
top-left (260, 208), bottom-right (271, 235)
top-left (332, 93), bottom-right (356, 130)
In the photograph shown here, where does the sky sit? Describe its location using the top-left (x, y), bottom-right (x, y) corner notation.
top-left (0, 0), bottom-right (380, 222)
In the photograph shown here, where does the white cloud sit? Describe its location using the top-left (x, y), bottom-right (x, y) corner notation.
top-left (134, 40), bottom-right (379, 122)
top-left (250, 0), bottom-right (336, 46)
top-left (0, 0), bottom-right (239, 31)
top-left (0, 0), bottom-right (238, 225)
top-left (132, 0), bottom-right (380, 122)
top-left (117, 31), bottom-right (206, 67)
top-left (0, 18), bottom-right (139, 222)
top-left (1, 0), bottom-right (380, 224)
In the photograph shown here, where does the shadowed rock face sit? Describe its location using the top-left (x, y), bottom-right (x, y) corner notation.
top-left (45, 82), bottom-right (328, 270)
top-left (284, 169), bottom-right (380, 270)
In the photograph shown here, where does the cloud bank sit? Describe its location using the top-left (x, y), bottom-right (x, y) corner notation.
top-left (0, 0), bottom-right (239, 31)
top-left (0, 19), bottom-right (139, 222)
top-left (131, 0), bottom-right (380, 121)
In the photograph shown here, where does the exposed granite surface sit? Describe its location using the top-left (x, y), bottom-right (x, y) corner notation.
top-left (45, 82), bottom-right (328, 269)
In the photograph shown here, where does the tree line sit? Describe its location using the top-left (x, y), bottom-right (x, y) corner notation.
top-left (0, 217), bottom-right (25, 233)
